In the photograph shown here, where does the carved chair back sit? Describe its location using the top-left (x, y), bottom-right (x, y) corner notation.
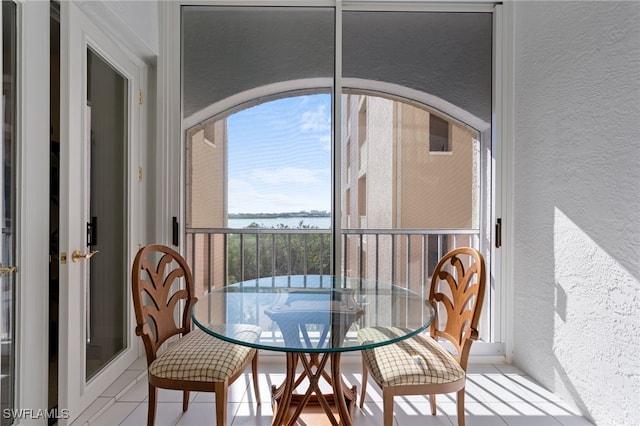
top-left (428, 247), bottom-right (486, 369)
top-left (131, 244), bottom-right (197, 365)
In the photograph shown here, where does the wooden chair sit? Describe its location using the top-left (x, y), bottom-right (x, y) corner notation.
top-left (357, 247), bottom-right (486, 426)
top-left (131, 244), bottom-right (261, 426)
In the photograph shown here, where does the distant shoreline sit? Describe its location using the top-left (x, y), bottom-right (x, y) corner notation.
top-left (228, 211), bottom-right (330, 219)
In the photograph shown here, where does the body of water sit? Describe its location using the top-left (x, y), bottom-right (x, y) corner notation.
top-left (228, 216), bottom-right (331, 229)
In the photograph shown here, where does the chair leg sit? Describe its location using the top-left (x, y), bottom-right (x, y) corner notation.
top-left (382, 388), bottom-right (394, 426)
top-left (251, 349), bottom-right (261, 405)
top-left (147, 384), bottom-right (157, 426)
top-left (359, 355), bottom-right (368, 408)
top-left (457, 388), bottom-right (466, 426)
top-left (183, 390), bottom-right (190, 412)
top-left (430, 393), bottom-right (437, 415)
top-left (215, 381), bottom-right (228, 426)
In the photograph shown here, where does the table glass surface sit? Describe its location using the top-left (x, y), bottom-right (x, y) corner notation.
top-left (192, 275), bottom-right (435, 353)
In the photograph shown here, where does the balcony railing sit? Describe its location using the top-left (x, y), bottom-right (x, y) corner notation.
top-left (185, 227), bottom-right (479, 301)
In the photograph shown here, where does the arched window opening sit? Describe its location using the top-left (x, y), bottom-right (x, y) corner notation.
top-left (186, 90), bottom-right (482, 302)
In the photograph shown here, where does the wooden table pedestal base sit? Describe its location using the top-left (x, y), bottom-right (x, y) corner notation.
top-left (271, 352), bottom-right (357, 426)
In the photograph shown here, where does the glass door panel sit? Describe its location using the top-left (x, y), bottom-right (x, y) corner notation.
top-left (187, 94), bottom-right (332, 288)
top-left (58, 2), bottom-right (141, 415)
top-left (182, 6), bottom-right (335, 301)
top-left (340, 93), bottom-right (481, 283)
top-left (341, 10), bottom-right (491, 333)
top-left (1, 2), bottom-right (18, 424)
top-left (85, 48), bottom-right (127, 379)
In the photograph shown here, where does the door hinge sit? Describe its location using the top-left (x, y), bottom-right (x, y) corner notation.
top-left (495, 218), bottom-right (502, 248)
top-left (138, 166), bottom-right (143, 182)
top-left (138, 89), bottom-right (143, 105)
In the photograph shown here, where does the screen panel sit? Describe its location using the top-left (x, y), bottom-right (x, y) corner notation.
top-left (342, 11), bottom-right (492, 124)
top-left (182, 6), bottom-right (335, 118)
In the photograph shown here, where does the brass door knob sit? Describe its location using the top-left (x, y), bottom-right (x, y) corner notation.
top-left (71, 250), bottom-right (99, 263)
top-left (0, 265), bottom-right (17, 274)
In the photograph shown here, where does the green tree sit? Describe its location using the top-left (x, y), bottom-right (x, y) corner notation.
top-left (226, 223), bottom-right (330, 285)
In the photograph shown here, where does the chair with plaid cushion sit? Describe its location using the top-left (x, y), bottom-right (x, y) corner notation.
top-left (132, 244), bottom-right (261, 426)
top-left (357, 247), bottom-right (486, 426)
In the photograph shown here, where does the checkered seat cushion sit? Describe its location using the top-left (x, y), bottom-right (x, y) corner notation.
top-left (358, 326), bottom-right (465, 387)
top-left (149, 325), bottom-right (261, 382)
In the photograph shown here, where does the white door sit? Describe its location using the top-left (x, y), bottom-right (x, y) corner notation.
top-left (58, 3), bottom-right (143, 420)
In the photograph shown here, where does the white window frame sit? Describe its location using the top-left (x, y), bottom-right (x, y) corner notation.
top-left (5, 0), bottom-right (52, 417)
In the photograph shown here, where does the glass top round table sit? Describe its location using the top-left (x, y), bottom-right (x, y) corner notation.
top-left (192, 274), bottom-right (435, 353)
top-left (191, 274), bottom-right (435, 426)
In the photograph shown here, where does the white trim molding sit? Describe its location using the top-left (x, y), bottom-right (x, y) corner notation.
top-left (494, 1), bottom-right (515, 363)
top-left (184, 77), bottom-right (490, 133)
top-left (156, 1), bottom-right (182, 246)
top-left (16, 1), bottom-right (50, 423)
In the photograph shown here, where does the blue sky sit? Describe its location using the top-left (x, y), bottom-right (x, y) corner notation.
top-left (227, 94), bottom-right (332, 214)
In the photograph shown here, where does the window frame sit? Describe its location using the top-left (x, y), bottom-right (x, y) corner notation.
top-left (429, 113), bottom-right (451, 153)
top-left (160, 0), bottom-right (510, 361)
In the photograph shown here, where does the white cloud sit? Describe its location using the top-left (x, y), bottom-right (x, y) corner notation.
top-left (300, 104), bottom-right (330, 132)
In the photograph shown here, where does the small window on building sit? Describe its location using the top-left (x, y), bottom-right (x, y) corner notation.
top-left (429, 114), bottom-right (450, 152)
top-left (358, 175), bottom-right (367, 227)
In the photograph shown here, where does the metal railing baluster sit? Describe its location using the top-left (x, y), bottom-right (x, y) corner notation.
top-left (255, 233), bottom-right (260, 280)
top-left (185, 228), bottom-right (479, 294)
top-left (303, 233), bottom-right (308, 276)
top-left (359, 233), bottom-right (364, 280)
top-left (271, 234), bottom-right (276, 278)
top-left (287, 234), bottom-right (292, 277)
top-left (207, 233), bottom-right (212, 292)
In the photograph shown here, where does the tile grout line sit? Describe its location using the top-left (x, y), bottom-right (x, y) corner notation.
top-left (85, 369), bottom-right (147, 425)
top-left (84, 363), bottom-right (593, 426)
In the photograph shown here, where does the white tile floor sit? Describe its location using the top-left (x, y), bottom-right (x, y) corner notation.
top-left (72, 355), bottom-right (594, 426)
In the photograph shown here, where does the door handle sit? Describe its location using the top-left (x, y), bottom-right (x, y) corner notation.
top-left (71, 250), bottom-right (99, 263)
top-left (0, 265), bottom-right (17, 274)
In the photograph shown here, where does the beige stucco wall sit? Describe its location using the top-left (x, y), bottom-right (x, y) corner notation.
top-left (342, 94), bottom-right (478, 285)
top-left (343, 95), bottom-right (477, 230)
top-left (399, 103), bottom-right (476, 229)
top-left (188, 120), bottom-right (226, 228)
top-left (187, 121), bottom-right (227, 293)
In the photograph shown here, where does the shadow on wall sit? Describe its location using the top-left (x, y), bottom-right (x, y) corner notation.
top-left (515, 157), bottom-right (639, 426)
top-left (552, 208), bottom-right (638, 424)
top-left (512, 2), bottom-right (640, 425)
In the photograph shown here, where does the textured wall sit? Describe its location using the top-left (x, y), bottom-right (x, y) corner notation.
top-left (512, 2), bottom-right (640, 425)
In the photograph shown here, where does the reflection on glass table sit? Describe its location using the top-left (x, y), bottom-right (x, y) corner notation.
top-left (192, 275), bottom-right (435, 426)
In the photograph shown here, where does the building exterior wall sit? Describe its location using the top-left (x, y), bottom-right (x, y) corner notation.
top-left (187, 121), bottom-right (227, 293)
top-left (342, 93), bottom-right (478, 289)
top-left (188, 121), bottom-right (226, 229)
top-left (398, 103), bottom-right (477, 229)
top-left (512, 2), bottom-right (640, 425)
